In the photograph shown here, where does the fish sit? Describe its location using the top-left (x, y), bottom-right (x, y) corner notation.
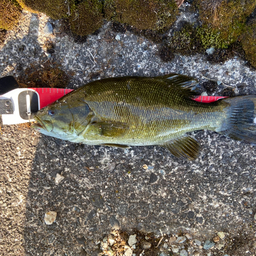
top-left (33, 73), bottom-right (256, 160)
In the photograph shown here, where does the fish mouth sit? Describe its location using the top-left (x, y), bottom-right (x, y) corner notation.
top-left (33, 116), bottom-right (48, 131)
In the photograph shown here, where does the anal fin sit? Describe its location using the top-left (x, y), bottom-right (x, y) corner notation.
top-left (162, 136), bottom-right (199, 160)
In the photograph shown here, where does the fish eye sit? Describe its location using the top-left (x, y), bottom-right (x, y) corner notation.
top-left (48, 110), bottom-right (55, 116)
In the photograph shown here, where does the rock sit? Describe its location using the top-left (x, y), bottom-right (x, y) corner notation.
top-left (169, 236), bottom-right (176, 244)
top-left (180, 249), bottom-right (188, 256)
top-left (43, 22), bottom-right (53, 35)
top-left (185, 233), bottom-right (192, 240)
top-left (193, 252), bottom-right (200, 256)
top-left (206, 47), bottom-right (215, 55)
top-left (213, 236), bottom-right (220, 243)
top-left (149, 173), bottom-right (158, 184)
top-left (176, 236), bottom-right (186, 243)
top-left (203, 240), bottom-right (215, 250)
top-left (217, 231), bottom-right (225, 240)
top-left (141, 241), bottom-right (151, 249)
top-left (171, 245), bottom-right (179, 253)
top-left (124, 247), bottom-right (132, 256)
top-left (115, 34), bottom-right (121, 41)
top-left (128, 234), bottom-right (137, 247)
top-left (109, 215), bottom-right (120, 229)
top-left (217, 243), bottom-right (225, 250)
top-left (108, 234), bottom-right (115, 246)
top-left (194, 239), bottom-right (201, 246)
top-left (55, 173), bottom-right (64, 185)
top-left (254, 213), bottom-right (256, 220)
top-left (44, 211), bottom-right (57, 225)
top-left (142, 164), bottom-right (148, 169)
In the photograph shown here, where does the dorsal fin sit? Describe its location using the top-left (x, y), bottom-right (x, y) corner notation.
top-left (158, 73), bottom-right (198, 90)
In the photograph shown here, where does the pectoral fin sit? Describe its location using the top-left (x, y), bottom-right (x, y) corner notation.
top-left (163, 136), bottom-right (199, 160)
top-left (91, 121), bottom-right (129, 137)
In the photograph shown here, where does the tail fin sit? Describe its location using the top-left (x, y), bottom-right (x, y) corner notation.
top-left (220, 96), bottom-right (256, 143)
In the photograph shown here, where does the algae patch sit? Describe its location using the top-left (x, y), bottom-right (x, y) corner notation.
top-left (104, 0), bottom-right (178, 31)
top-left (0, 0), bottom-right (22, 30)
top-left (241, 18), bottom-right (256, 68)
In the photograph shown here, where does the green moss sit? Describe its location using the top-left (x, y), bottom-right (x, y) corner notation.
top-left (195, 0), bottom-right (256, 48)
top-left (241, 18), bottom-right (256, 68)
top-left (69, 0), bottom-right (103, 36)
top-left (104, 0), bottom-right (178, 31)
top-left (166, 23), bottom-right (203, 55)
top-left (196, 25), bottom-right (230, 49)
top-left (0, 0), bottom-right (22, 30)
top-left (17, 0), bottom-right (75, 19)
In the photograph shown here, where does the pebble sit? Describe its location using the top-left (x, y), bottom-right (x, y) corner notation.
top-left (206, 47), bottom-right (215, 55)
top-left (108, 235), bottom-right (115, 246)
top-left (43, 22), bottom-right (53, 35)
top-left (55, 173), bottom-right (64, 185)
top-left (141, 241), bottom-right (151, 249)
top-left (169, 236), bottom-right (176, 244)
top-left (128, 234), bottom-right (137, 247)
top-left (217, 243), bottom-right (225, 250)
top-left (185, 233), bottom-right (192, 240)
top-left (180, 249), bottom-right (188, 256)
top-left (194, 239), bottom-right (201, 246)
top-left (142, 164), bottom-right (148, 170)
top-left (176, 236), bottom-right (186, 243)
top-left (115, 34), bottom-right (121, 41)
top-left (171, 245), bottom-right (179, 253)
top-left (213, 236), bottom-right (220, 243)
top-left (254, 213), bottom-right (256, 220)
top-left (193, 252), bottom-right (200, 256)
top-left (124, 247), bottom-right (132, 256)
top-left (217, 231), bottom-right (225, 239)
top-left (44, 211), bottom-right (57, 225)
top-left (203, 240), bottom-right (215, 250)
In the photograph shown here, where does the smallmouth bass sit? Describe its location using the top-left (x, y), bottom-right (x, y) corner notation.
top-left (33, 74), bottom-right (256, 159)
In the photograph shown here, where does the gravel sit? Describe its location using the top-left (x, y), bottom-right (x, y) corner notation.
top-left (1, 6), bottom-right (256, 256)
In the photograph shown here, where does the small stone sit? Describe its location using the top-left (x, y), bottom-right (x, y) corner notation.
top-left (180, 249), bottom-right (188, 256)
top-left (217, 232), bottom-right (225, 240)
top-left (109, 215), bottom-right (120, 229)
top-left (176, 236), bottom-right (186, 243)
top-left (43, 22), bottom-right (53, 35)
top-left (206, 47), bottom-right (215, 55)
top-left (203, 240), bottom-right (215, 250)
top-left (128, 234), bottom-right (137, 247)
top-left (141, 241), bottom-right (151, 249)
top-left (149, 173), bottom-right (158, 184)
top-left (55, 173), bottom-right (64, 185)
top-left (193, 252), bottom-right (200, 256)
top-left (115, 34), bottom-right (121, 41)
top-left (253, 241), bottom-right (256, 248)
top-left (108, 235), bottom-right (115, 246)
top-left (44, 211), bottom-right (57, 225)
top-left (143, 164), bottom-right (148, 169)
top-left (213, 236), bottom-right (220, 243)
top-left (169, 236), bottom-right (176, 244)
top-left (217, 243), bottom-right (225, 250)
top-left (194, 239), bottom-right (201, 246)
top-left (171, 245), bottom-right (179, 253)
top-left (254, 213), bottom-right (256, 220)
top-left (185, 233), bottom-right (192, 240)
top-left (124, 247), bottom-right (132, 256)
